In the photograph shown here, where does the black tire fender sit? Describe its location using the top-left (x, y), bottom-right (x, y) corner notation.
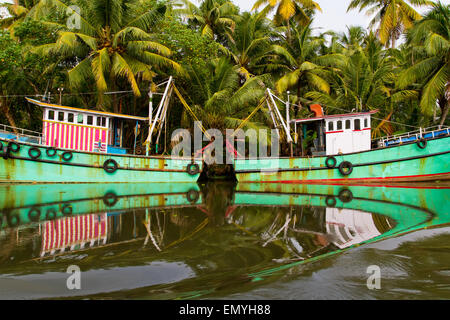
top-left (61, 204), bottom-right (73, 216)
top-left (28, 207), bottom-right (41, 222)
top-left (186, 163), bottom-right (200, 175)
top-left (325, 195), bottom-right (337, 207)
top-left (62, 151), bottom-right (73, 161)
top-left (8, 141), bottom-right (20, 153)
top-left (28, 147), bottom-right (41, 160)
top-left (103, 159), bottom-right (119, 173)
top-left (417, 138), bottom-right (427, 149)
top-left (186, 189), bottom-right (200, 203)
top-left (338, 161), bottom-right (353, 176)
top-left (46, 147), bottom-right (57, 157)
top-left (338, 189), bottom-right (353, 203)
top-left (46, 208), bottom-right (57, 220)
top-left (7, 213), bottom-right (20, 228)
top-left (103, 192), bottom-right (118, 207)
top-left (325, 156), bottom-right (337, 169)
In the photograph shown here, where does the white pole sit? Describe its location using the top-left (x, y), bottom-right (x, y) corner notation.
top-left (267, 101), bottom-right (280, 139)
top-left (149, 91), bottom-right (153, 125)
top-left (147, 90), bottom-right (153, 156)
top-left (268, 89), bottom-right (292, 142)
top-left (287, 91), bottom-right (293, 157)
top-left (286, 91), bottom-right (290, 133)
top-left (146, 76), bottom-right (173, 149)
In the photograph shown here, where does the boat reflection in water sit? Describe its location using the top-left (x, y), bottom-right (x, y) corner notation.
top-left (0, 182), bottom-right (448, 299)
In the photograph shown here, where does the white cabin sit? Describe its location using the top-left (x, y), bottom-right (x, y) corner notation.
top-left (291, 105), bottom-right (377, 156)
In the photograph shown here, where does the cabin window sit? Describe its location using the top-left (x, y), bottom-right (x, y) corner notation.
top-left (68, 113), bottom-right (74, 123)
top-left (328, 121), bottom-right (334, 132)
top-left (97, 117), bottom-right (107, 127)
top-left (87, 115), bottom-right (93, 125)
top-left (345, 119), bottom-right (351, 130)
top-left (48, 110), bottom-right (55, 120)
top-left (77, 114), bottom-right (84, 124)
top-left (364, 118), bottom-right (368, 128)
top-left (58, 112), bottom-right (65, 122)
top-left (354, 119), bottom-right (361, 130)
top-left (337, 120), bottom-right (342, 130)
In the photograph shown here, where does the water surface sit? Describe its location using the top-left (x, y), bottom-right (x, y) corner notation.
top-left (0, 182), bottom-right (448, 299)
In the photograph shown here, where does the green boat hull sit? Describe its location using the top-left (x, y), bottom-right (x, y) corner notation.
top-left (0, 183), bottom-right (201, 229)
top-left (235, 183), bottom-right (449, 231)
top-left (234, 183), bottom-right (450, 279)
top-left (0, 138), bottom-right (202, 183)
top-left (234, 135), bottom-right (450, 183)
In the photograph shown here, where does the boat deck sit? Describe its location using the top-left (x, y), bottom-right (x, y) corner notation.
top-left (379, 126), bottom-right (450, 147)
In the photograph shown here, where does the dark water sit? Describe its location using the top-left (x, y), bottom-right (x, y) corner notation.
top-left (0, 182), bottom-right (448, 300)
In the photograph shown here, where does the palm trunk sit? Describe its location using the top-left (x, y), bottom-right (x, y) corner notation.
top-left (296, 81), bottom-right (303, 118)
top-left (111, 81), bottom-right (119, 113)
top-left (0, 98), bottom-right (18, 134)
top-left (439, 96), bottom-right (449, 126)
top-left (287, 19), bottom-right (291, 45)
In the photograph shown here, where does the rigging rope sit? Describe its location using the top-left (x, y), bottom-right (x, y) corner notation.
top-left (172, 84), bottom-right (211, 140)
top-left (231, 95), bottom-right (268, 137)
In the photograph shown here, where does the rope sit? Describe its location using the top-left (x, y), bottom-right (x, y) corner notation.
top-left (231, 95), bottom-right (268, 137)
top-left (172, 84), bottom-right (211, 140)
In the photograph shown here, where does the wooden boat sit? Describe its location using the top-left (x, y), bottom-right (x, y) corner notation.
top-left (0, 80), bottom-right (202, 183)
top-left (234, 99), bottom-right (450, 183)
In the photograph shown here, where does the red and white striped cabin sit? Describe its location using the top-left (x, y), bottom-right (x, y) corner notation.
top-left (43, 107), bottom-right (109, 153)
top-left (40, 213), bottom-right (108, 257)
top-left (26, 98), bottom-right (148, 154)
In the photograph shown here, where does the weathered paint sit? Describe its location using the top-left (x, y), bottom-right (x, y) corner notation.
top-left (0, 138), bottom-right (202, 183)
top-left (234, 136), bottom-right (450, 183)
top-left (235, 183), bottom-right (449, 218)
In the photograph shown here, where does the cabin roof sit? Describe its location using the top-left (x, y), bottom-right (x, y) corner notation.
top-left (291, 110), bottom-right (378, 124)
top-left (26, 98), bottom-right (149, 121)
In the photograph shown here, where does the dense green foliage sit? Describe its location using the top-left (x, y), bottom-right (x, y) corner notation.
top-left (0, 0), bottom-right (448, 147)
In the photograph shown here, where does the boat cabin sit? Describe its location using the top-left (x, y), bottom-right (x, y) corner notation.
top-left (26, 98), bottom-right (148, 155)
top-left (291, 104), bottom-right (377, 156)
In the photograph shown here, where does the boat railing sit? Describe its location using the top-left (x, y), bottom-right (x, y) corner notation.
top-left (0, 123), bottom-right (42, 144)
top-left (377, 125), bottom-right (450, 147)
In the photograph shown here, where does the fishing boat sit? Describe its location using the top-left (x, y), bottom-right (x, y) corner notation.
top-left (234, 90), bottom-right (450, 183)
top-left (0, 78), bottom-right (203, 183)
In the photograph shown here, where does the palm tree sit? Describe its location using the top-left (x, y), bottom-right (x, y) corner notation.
top-left (227, 11), bottom-right (274, 79)
top-left (0, 0), bottom-right (37, 35)
top-left (32, 0), bottom-right (181, 111)
top-left (183, 57), bottom-right (268, 131)
top-left (178, 0), bottom-right (239, 41)
top-left (251, 0), bottom-right (321, 25)
top-left (306, 33), bottom-right (418, 136)
top-left (398, 2), bottom-right (449, 125)
top-left (340, 26), bottom-right (368, 52)
top-left (271, 22), bottom-right (343, 112)
top-left (347, 0), bottom-right (432, 47)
